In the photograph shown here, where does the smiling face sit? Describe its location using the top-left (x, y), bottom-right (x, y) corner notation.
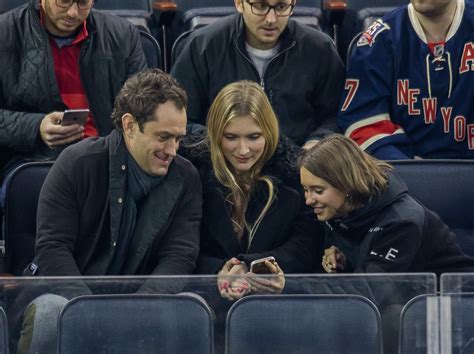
top-left (41, 0), bottom-right (91, 37)
top-left (123, 101), bottom-right (187, 176)
top-left (221, 115), bottom-right (266, 174)
top-left (300, 167), bottom-right (347, 221)
top-left (234, 0), bottom-right (293, 50)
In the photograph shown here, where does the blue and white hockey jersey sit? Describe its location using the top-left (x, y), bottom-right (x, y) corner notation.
top-left (338, 0), bottom-right (474, 159)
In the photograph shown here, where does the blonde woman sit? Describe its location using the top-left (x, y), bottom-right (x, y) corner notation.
top-left (184, 81), bottom-right (322, 300)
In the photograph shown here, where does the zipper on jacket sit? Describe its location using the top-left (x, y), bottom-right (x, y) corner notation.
top-left (235, 38), bottom-right (296, 95)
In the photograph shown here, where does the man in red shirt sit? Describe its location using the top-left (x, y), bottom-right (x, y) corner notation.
top-left (0, 0), bottom-right (147, 176)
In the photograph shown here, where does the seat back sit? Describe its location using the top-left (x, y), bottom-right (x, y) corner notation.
top-left (58, 294), bottom-right (214, 354)
top-left (390, 160), bottom-right (474, 256)
top-left (139, 30), bottom-right (163, 68)
top-left (399, 294), bottom-right (439, 354)
top-left (0, 307), bottom-right (8, 354)
top-left (0, 0), bottom-right (27, 14)
top-left (94, 0), bottom-right (152, 32)
top-left (443, 293), bottom-right (474, 354)
top-left (2, 161), bottom-right (53, 275)
top-left (226, 294), bottom-right (382, 354)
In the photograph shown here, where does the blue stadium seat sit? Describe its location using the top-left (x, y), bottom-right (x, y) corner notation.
top-left (0, 0), bottom-right (27, 14)
top-left (399, 294), bottom-right (439, 354)
top-left (226, 294), bottom-right (383, 354)
top-left (390, 160), bottom-right (474, 257)
top-left (0, 307), bottom-right (8, 354)
top-left (94, 0), bottom-right (152, 32)
top-left (443, 293), bottom-right (474, 354)
top-left (58, 294), bottom-right (214, 354)
top-left (1, 161), bottom-right (53, 275)
top-left (139, 30), bottom-right (163, 68)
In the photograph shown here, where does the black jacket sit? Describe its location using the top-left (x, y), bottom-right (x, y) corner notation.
top-left (171, 14), bottom-right (345, 145)
top-left (26, 131), bottom-right (202, 295)
top-left (180, 134), bottom-right (324, 274)
top-left (325, 172), bottom-right (474, 275)
top-left (0, 0), bottom-right (147, 174)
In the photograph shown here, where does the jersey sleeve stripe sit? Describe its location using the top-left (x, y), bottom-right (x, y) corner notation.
top-left (344, 114), bottom-right (406, 149)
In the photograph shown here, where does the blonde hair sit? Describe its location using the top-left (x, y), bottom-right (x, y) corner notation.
top-left (298, 134), bottom-right (393, 213)
top-left (207, 81), bottom-right (279, 246)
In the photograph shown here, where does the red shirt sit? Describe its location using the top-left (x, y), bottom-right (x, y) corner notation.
top-left (46, 17), bottom-right (98, 137)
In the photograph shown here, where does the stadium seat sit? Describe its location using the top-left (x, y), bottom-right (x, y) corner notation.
top-left (390, 160), bottom-right (474, 257)
top-left (399, 294), bottom-right (439, 354)
top-left (442, 293), bottom-right (474, 354)
top-left (1, 161), bottom-right (53, 275)
top-left (58, 293), bottom-right (214, 354)
top-left (0, 0), bottom-right (26, 14)
top-left (94, 0), bottom-right (152, 32)
top-left (0, 307), bottom-right (8, 354)
top-left (226, 294), bottom-right (383, 354)
top-left (139, 30), bottom-right (163, 68)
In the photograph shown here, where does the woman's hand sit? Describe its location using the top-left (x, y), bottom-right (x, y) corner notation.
top-left (322, 246), bottom-right (347, 273)
top-left (217, 258), bottom-right (249, 301)
top-left (247, 260), bottom-right (285, 294)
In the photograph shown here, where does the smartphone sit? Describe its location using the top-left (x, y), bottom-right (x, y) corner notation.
top-left (61, 109), bottom-right (90, 126)
top-left (250, 256), bottom-right (276, 274)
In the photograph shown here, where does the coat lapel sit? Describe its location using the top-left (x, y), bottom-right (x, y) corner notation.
top-left (123, 162), bottom-right (184, 274)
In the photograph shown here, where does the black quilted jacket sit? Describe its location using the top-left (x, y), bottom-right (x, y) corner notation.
top-left (0, 0), bottom-right (147, 176)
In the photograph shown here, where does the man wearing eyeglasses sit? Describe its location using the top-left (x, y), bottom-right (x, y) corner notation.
top-left (171, 0), bottom-right (345, 149)
top-left (0, 0), bottom-right (147, 180)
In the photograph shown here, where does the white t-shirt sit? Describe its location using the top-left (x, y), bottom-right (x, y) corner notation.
top-left (245, 42), bottom-right (280, 79)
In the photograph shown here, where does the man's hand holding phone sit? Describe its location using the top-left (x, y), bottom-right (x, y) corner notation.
top-left (247, 257), bottom-right (285, 294)
top-left (39, 110), bottom-right (86, 149)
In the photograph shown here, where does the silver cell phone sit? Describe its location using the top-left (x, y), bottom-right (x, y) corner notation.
top-left (250, 256), bottom-right (276, 274)
top-left (61, 109), bottom-right (90, 126)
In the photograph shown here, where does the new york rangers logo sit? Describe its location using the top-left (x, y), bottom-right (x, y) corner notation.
top-left (357, 19), bottom-right (391, 47)
top-left (433, 44), bottom-right (445, 57)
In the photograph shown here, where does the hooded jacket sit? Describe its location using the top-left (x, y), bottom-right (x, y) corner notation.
top-left (325, 172), bottom-right (474, 275)
top-left (0, 0), bottom-right (147, 174)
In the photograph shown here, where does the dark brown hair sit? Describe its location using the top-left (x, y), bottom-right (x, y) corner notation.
top-left (111, 69), bottom-right (187, 131)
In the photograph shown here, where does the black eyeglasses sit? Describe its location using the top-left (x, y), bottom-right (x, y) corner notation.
top-left (55, 0), bottom-right (94, 10)
top-left (244, 0), bottom-right (295, 17)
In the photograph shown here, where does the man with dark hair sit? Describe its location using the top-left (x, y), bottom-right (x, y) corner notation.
top-left (17, 69), bottom-right (202, 353)
top-left (170, 0), bottom-right (345, 149)
top-left (0, 0), bottom-right (147, 178)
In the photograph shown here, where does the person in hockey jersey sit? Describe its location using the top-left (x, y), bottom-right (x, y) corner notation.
top-left (338, 0), bottom-right (474, 159)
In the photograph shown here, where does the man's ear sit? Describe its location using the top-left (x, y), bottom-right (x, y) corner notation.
top-left (121, 113), bottom-right (136, 138)
top-left (234, 0), bottom-right (244, 14)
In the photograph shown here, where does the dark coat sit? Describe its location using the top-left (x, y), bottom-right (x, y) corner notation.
top-left (180, 134), bottom-right (324, 274)
top-left (0, 0), bottom-right (147, 174)
top-left (325, 172), bottom-right (474, 275)
top-left (26, 131), bottom-right (202, 296)
top-left (171, 14), bottom-right (345, 145)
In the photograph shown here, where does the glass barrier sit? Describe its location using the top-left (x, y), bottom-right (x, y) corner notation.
top-left (0, 273), bottom-right (436, 354)
top-left (440, 273), bottom-right (474, 354)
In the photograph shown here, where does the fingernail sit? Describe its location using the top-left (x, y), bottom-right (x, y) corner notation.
top-left (221, 281), bottom-right (229, 289)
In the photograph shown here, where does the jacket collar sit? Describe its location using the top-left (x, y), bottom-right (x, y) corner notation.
top-left (107, 130), bottom-right (185, 273)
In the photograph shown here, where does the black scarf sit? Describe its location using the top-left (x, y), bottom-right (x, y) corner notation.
top-left (107, 152), bottom-right (163, 274)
